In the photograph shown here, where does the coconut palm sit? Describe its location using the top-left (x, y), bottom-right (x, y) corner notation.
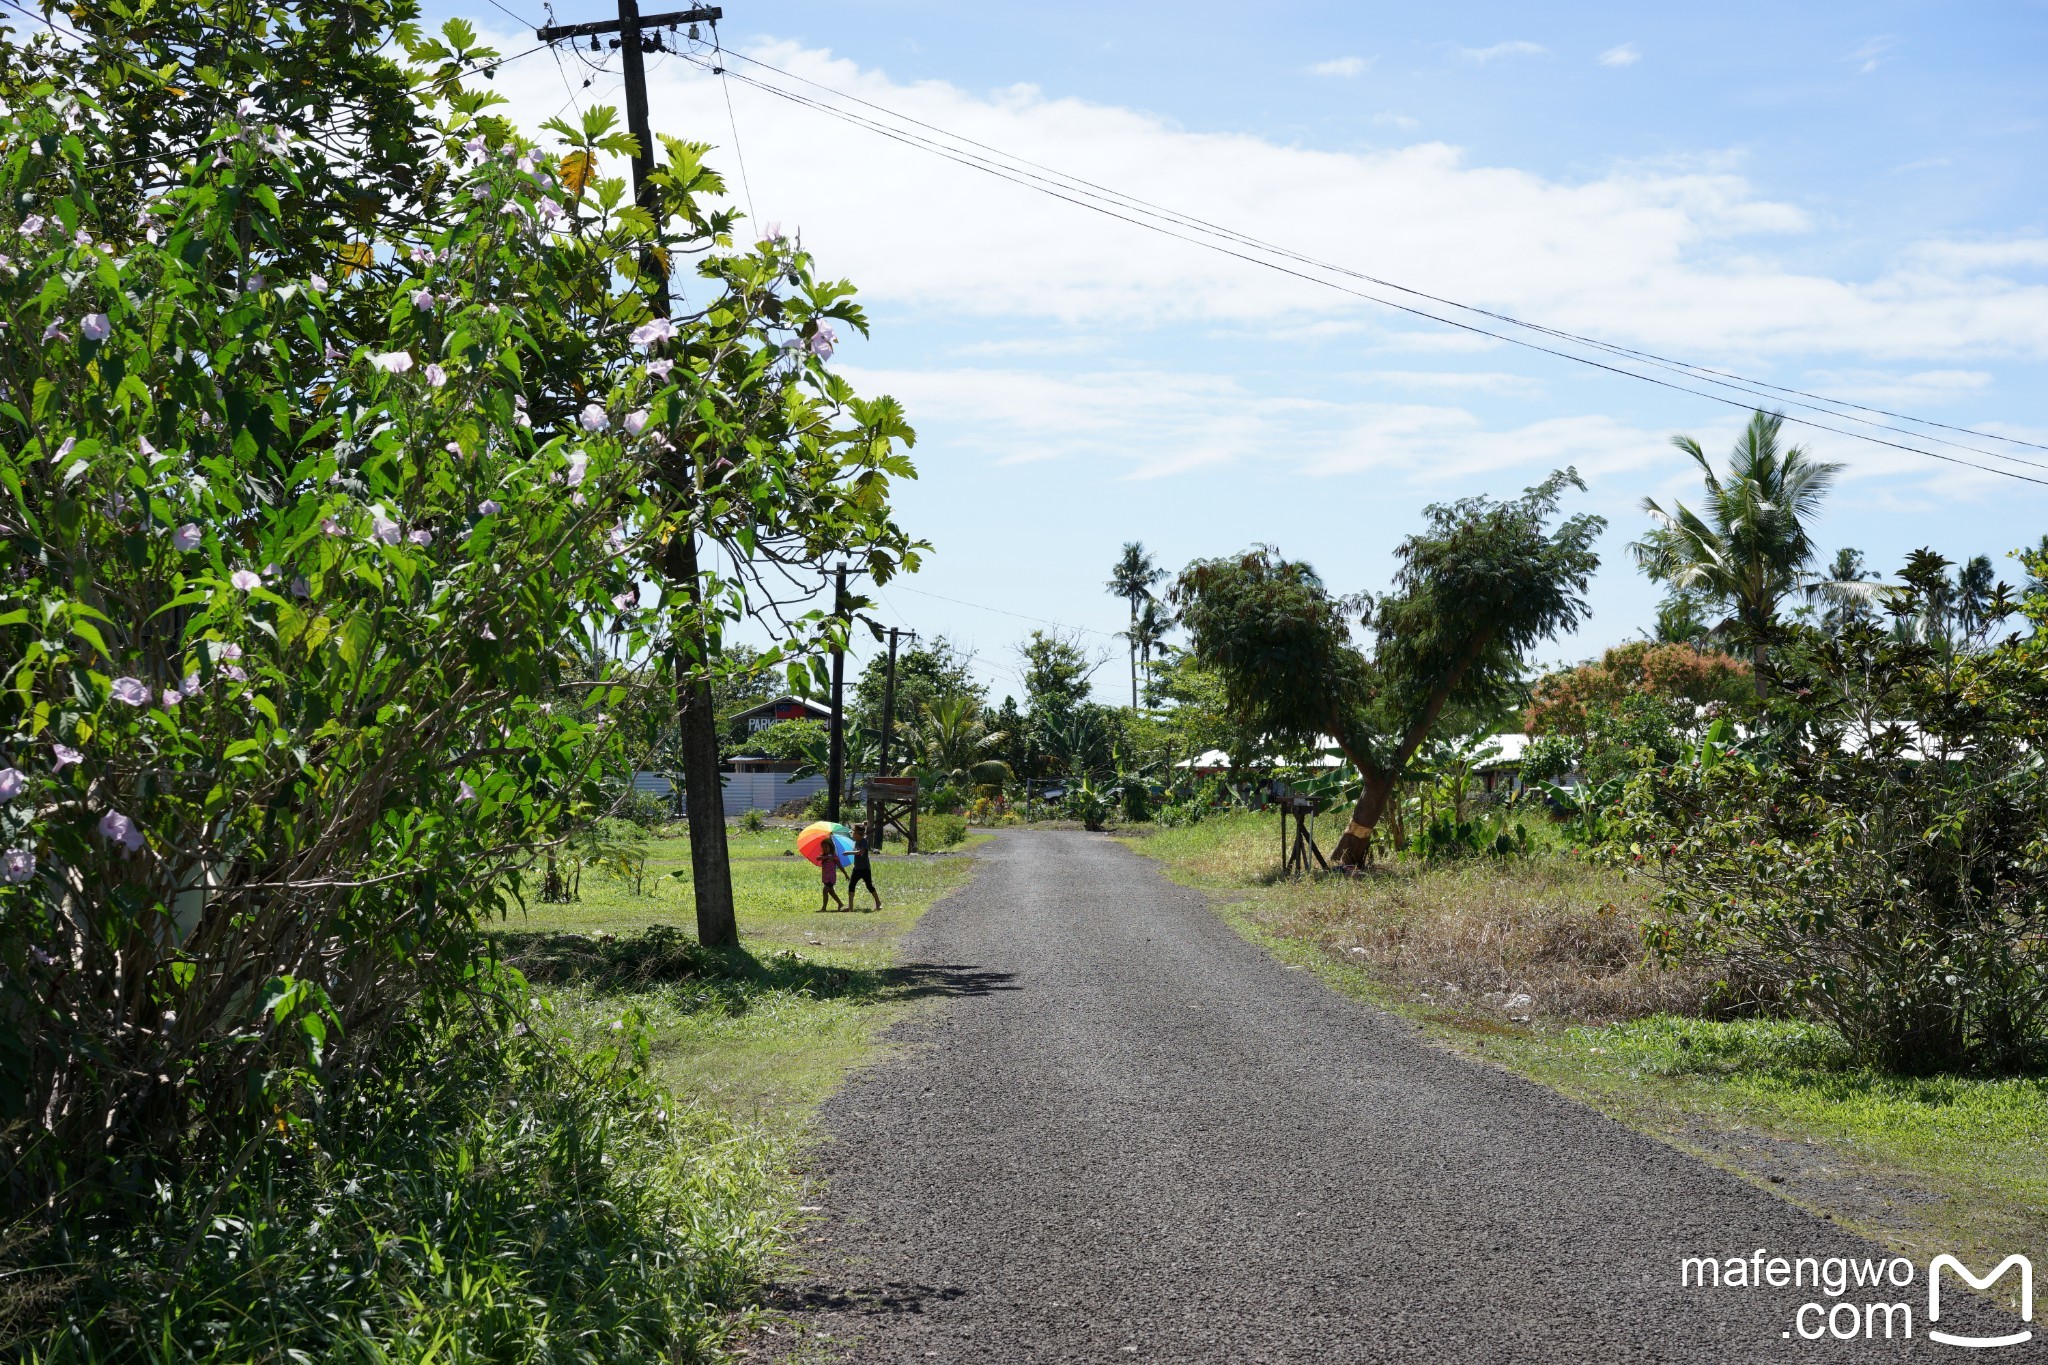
top-left (1120, 596), bottom-right (1173, 706)
top-left (1106, 542), bottom-right (1166, 710)
top-left (1631, 410), bottom-right (1845, 697)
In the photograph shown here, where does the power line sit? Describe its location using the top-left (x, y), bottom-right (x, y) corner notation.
top-left (681, 49), bottom-right (2048, 488)
top-left (707, 18), bottom-right (758, 224)
top-left (708, 44), bottom-right (2048, 468)
top-left (714, 45), bottom-right (2048, 468)
top-left (892, 583), bottom-right (1123, 639)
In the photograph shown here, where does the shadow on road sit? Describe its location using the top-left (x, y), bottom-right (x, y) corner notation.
top-left (490, 926), bottom-right (1017, 1012)
top-left (882, 961), bottom-right (1020, 999)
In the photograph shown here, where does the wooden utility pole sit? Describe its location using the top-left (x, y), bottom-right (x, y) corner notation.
top-left (539, 2), bottom-right (736, 946)
top-left (826, 564), bottom-right (849, 822)
top-left (876, 626), bottom-right (913, 777)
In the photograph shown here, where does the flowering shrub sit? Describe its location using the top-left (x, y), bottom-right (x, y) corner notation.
top-left (0, 12), bottom-right (919, 1216)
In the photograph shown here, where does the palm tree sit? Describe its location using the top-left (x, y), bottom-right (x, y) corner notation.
top-left (1125, 597), bottom-right (1172, 704)
top-left (905, 695), bottom-right (1012, 793)
top-left (1106, 542), bottom-right (1165, 710)
top-left (1631, 410), bottom-right (1844, 698)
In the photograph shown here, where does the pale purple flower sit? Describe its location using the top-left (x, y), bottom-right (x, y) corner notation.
top-left (324, 341), bottom-right (342, 363)
top-left (73, 229), bottom-right (90, 248)
top-left (110, 677), bottom-right (151, 706)
top-left (514, 411), bottom-right (531, 428)
top-left (369, 351), bottom-right (414, 374)
top-left (321, 517), bottom-right (344, 536)
top-left (217, 643), bottom-right (244, 661)
top-left (229, 569), bottom-right (262, 592)
top-left (410, 289), bottom-right (433, 310)
top-left (52, 744), bottom-right (82, 770)
top-left (563, 452), bottom-right (588, 488)
top-left (0, 768), bottom-right (25, 801)
top-left (513, 394), bottom-right (528, 411)
top-left (41, 321), bottom-right (66, 342)
top-left (477, 499), bottom-right (500, 517)
top-left (370, 508), bottom-right (401, 545)
top-left (647, 357), bottom-right (675, 380)
top-left (290, 578), bottom-right (309, 599)
top-left (463, 136), bottom-right (485, 159)
top-left (760, 221), bottom-right (785, 242)
top-left (409, 246), bottom-right (429, 264)
top-left (221, 664), bottom-right (248, 682)
top-left (807, 324), bottom-right (837, 360)
top-left (80, 313), bottom-right (111, 342)
top-left (1, 849), bottom-right (33, 884)
top-left (479, 625), bottom-right (496, 641)
top-left (570, 492), bottom-right (586, 507)
top-left (21, 215), bottom-right (44, 235)
top-left (612, 589), bottom-right (636, 610)
top-left (309, 274), bottom-right (327, 292)
top-left (606, 525), bottom-right (627, 554)
top-left (457, 780), bottom-right (477, 802)
top-left (624, 409), bottom-right (649, 437)
top-left (244, 274), bottom-right (264, 293)
top-left (171, 522), bottom-right (201, 552)
top-left (236, 97), bottom-right (258, 119)
top-left (535, 198), bottom-right (564, 222)
top-left (578, 404), bottom-right (608, 432)
top-left (424, 363), bottom-right (448, 388)
top-left (182, 673), bottom-right (201, 695)
top-left (137, 435), bottom-right (156, 458)
top-left (159, 688), bottom-right (182, 707)
top-left (629, 317), bottom-right (676, 348)
top-left (407, 528), bottom-right (432, 547)
top-left (98, 810), bottom-right (144, 853)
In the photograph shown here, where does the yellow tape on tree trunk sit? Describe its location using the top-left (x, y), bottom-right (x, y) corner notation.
top-left (1346, 820), bottom-right (1373, 840)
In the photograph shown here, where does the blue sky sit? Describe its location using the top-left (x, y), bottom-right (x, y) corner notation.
top-left (446, 0), bottom-right (2048, 703)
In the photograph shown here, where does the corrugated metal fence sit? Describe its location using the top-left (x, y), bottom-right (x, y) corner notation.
top-left (631, 771), bottom-right (829, 814)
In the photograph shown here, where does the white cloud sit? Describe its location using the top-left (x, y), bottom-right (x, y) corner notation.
top-left (480, 33), bottom-right (2048, 365)
top-left (1846, 35), bottom-right (1898, 75)
top-left (1597, 43), bottom-right (1641, 68)
top-left (1373, 110), bottom-right (1421, 131)
top-left (1796, 368), bottom-right (1995, 406)
top-left (1311, 56), bottom-right (1371, 78)
top-left (840, 364), bottom-right (1657, 486)
top-left (1453, 40), bottom-right (1549, 64)
top-left (1904, 238), bottom-right (2048, 274)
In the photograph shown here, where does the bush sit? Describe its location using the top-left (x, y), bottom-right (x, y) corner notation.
top-left (738, 807), bottom-right (767, 833)
top-left (923, 812), bottom-right (968, 848)
top-left (1616, 560), bottom-right (2048, 1073)
top-left (616, 787), bottom-right (676, 829)
top-left (4, 1023), bottom-right (784, 1360)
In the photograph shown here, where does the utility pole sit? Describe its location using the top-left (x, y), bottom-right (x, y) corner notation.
top-left (826, 565), bottom-right (849, 822)
top-left (538, 2), bottom-right (735, 945)
top-left (876, 626), bottom-right (913, 777)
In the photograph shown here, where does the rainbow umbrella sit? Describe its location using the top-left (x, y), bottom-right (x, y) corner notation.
top-left (796, 820), bottom-right (856, 869)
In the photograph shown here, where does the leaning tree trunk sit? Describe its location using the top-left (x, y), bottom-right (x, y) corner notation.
top-left (1329, 770), bottom-right (1397, 867)
top-left (1752, 638), bottom-right (1768, 701)
top-left (1327, 628), bottom-right (1498, 869)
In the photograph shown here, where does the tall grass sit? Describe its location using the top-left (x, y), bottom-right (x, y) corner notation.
top-left (1143, 812), bottom-right (1710, 1023)
top-left (3, 1022), bottom-right (787, 1363)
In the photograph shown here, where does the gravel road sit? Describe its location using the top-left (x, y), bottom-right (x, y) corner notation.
top-left (785, 830), bottom-right (2026, 1362)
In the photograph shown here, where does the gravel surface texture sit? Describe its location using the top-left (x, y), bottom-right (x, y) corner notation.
top-left (785, 830), bottom-right (2028, 1362)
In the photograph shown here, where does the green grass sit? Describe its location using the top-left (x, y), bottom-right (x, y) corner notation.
top-left (1127, 812), bottom-right (2048, 1272)
top-left (504, 824), bottom-right (988, 1127)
